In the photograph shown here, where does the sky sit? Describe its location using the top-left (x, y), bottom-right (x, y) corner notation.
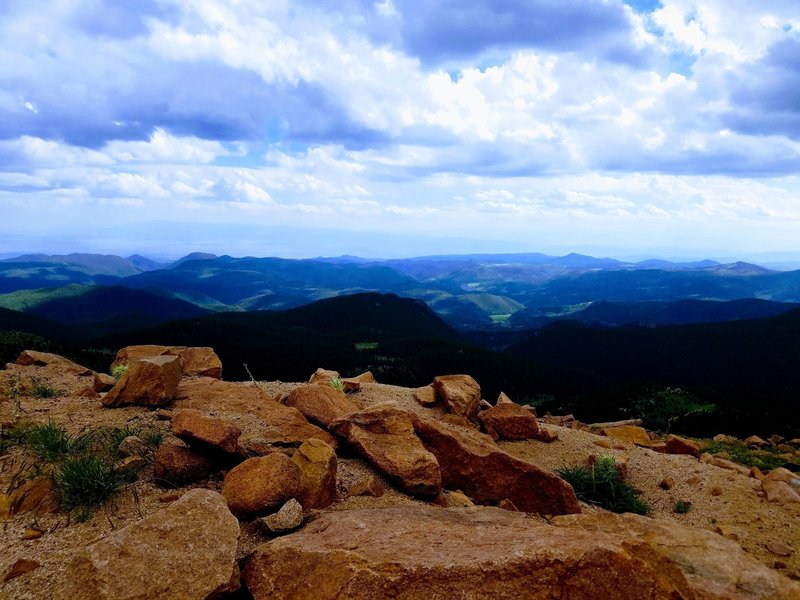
top-left (1, 0), bottom-right (799, 260)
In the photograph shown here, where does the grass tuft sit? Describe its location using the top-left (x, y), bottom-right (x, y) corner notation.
top-left (673, 499), bottom-right (692, 514)
top-left (556, 454), bottom-right (650, 515)
top-left (55, 455), bottom-right (133, 508)
top-left (330, 377), bottom-right (344, 392)
top-left (24, 421), bottom-right (74, 462)
top-left (30, 380), bottom-right (62, 399)
top-left (111, 364), bottom-right (128, 381)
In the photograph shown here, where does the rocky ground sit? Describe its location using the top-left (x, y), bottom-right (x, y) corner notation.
top-left (1, 348), bottom-right (799, 599)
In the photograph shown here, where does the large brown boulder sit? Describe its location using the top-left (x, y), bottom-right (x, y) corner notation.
top-left (412, 415), bottom-right (579, 515)
top-left (8, 477), bottom-right (59, 516)
top-left (173, 378), bottom-right (338, 450)
top-left (55, 489), bottom-right (240, 600)
top-left (102, 355), bottom-right (182, 407)
top-left (330, 403), bottom-right (441, 498)
top-left (292, 438), bottom-right (337, 510)
top-left (111, 345), bottom-right (223, 379)
top-left (222, 454), bottom-right (300, 519)
top-left (665, 434), bottom-right (702, 457)
top-left (477, 402), bottom-right (544, 441)
top-left (153, 443), bottom-right (214, 486)
top-left (172, 408), bottom-right (242, 454)
top-left (308, 368), bottom-right (340, 385)
top-left (243, 505), bottom-right (799, 600)
top-left (433, 374), bottom-right (481, 419)
top-left (600, 425), bottom-right (652, 446)
top-left (285, 385), bottom-right (358, 428)
top-left (16, 350), bottom-right (92, 374)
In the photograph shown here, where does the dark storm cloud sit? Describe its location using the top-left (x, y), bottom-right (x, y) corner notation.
top-left (0, 60), bottom-right (383, 149)
top-left (724, 38), bottom-right (800, 139)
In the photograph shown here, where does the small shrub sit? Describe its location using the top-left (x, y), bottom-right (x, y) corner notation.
top-left (330, 378), bottom-right (344, 392)
top-left (55, 454), bottom-right (132, 508)
top-left (111, 364), bottom-right (128, 381)
top-left (556, 454), bottom-right (650, 515)
top-left (673, 500), bottom-right (692, 514)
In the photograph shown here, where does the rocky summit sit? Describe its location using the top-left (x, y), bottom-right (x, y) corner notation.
top-left (1, 347), bottom-right (799, 599)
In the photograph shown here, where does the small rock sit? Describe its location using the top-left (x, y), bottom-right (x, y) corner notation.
top-left (712, 434), bottom-right (739, 444)
top-left (497, 498), bottom-right (519, 512)
top-left (155, 409), bottom-right (173, 420)
top-left (594, 438), bottom-right (613, 449)
top-left (710, 486), bottom-right (722, 496)
top-left (743, 435), bottom-right (768, 448)
top-left (433, 490), bottom-right (474, 508)
top-left (767, 434), bottom-right (784, 446)
top-left (750, 466), bottom-right (765, 480)
top-left (478, 402), bottom-right (548, 441)
top-left (9, 477), bottom-right (58, 516)
top-left (118, 435), bottom-right (150, 458)
top-left (496, 392), bottom-right (514, 405)
top-left (3, 558), bottom-right (40, 582)
top-left (766, 541), bottom-right (792, 557)
top-left (660, 477), bottom-right (675, 490)
top-left (347, 474), bottom-right (385, 498)
top-left (715, 524), bottom-right (738, 540)
top-left (412, 385), bottom-right (437, 407)
top-left (22, 527), bottom-right (44, 540)
top-left (686, 475), bottom-right (703, 487)
top-left (0, 494), bottom-right (11, 519)
top-left (116, 455), bottom-right (148, 473)
top-left (222, 454), bottom-right (300, 519)
top-left (308, 368), bottom-right (340, 385)
top-left (259, 498), bottom-right (304, 534)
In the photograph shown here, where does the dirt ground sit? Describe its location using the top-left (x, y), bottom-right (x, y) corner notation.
top-left (1, 371), bottom-right (798, 599)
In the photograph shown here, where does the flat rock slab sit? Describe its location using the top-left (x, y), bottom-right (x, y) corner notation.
top-left (173, 378), bottom-right (337, 449)
top-left (55, 489), bottom-right (240, 600)
top-left (243, 506), bottom-right (800, 600)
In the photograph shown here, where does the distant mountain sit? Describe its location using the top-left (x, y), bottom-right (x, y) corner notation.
top-left (126, 254), bottom-right (166, 272)
top-left (0, 306), bottom-right (82, 345)
top-left (1, 285), bottom-right (211, 336)
top-left (117, 255), bottom-right (420, 310)
top-left (169, 252), bottom-right (218, 267)
top-left (1, 253), bottom-right (146, 277)
top-left (510, 298), bottom-right (800, 329)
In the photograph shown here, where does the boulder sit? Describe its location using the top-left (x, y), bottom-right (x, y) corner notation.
top-left (347, 473), bottom-right (385, 498)
top-left (329, 403), bottom-right (441, 498)
top-left (433, 490), bottom-right (475, 508)
top-left (93, 372), bottom-right (116, 392)
top-left (762, 480), bottom-right (800, 504)
top-left (412, 415), bottom-right (580, 515)
top-left (111, 345), bottom-right (222, 379)
top-left (172, 408), bottom-right (242, 454)
top-left (16, 350), bottom-right (92, 375)
top-left (243, 506), bottom-right (800, 600)
top-left (173, 378), bottom-right (338, 450)
top-left (309, 368), bottom-right (340, 385)
top-left (477, 402), bottom-right (547, 441)
top-left (433, 374), bottom-right (481, 419)
top-left (153, 443), bottom-right (214, 487)
top-left (55, 489), bottom-right (240, 600)
top-left (222, 454), bottom-right (300, 519)
top-left (291, 438), bottom-right (337, 510)
top-left (600, 425), bottom-right (652, 446)
top-left (341, 371), bottom-right (376, 393)
top-left (259, 498), bottom-right (304, 534)
top-left (665, 434), bottom-right (702, 458)
top-left (102, 355), bottom-right (182, 407)
top-left (412, 385), bottom-right (437, 407)
top-left (285, 384), bottom-right (358, 428)
top-left (763, 467), bottom-right (800, 488)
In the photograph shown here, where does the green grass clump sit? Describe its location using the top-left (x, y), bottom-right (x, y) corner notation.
top-left (55, 455), bottom-right (134, 508)
top-left (704, 440), bottom-right (796, 472)
top-left (111, 364), bottom-right (128, 381)
top-left (30, 381), bottom-right (62, 399)
top-left (556, 454), bottom-right (650, 515)
top-left (24, 421), bottom-right (76, 461)
top-left (673, 500), bottom-right (692, 514)
top-left (330, 377), bottom-right (344, 392)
